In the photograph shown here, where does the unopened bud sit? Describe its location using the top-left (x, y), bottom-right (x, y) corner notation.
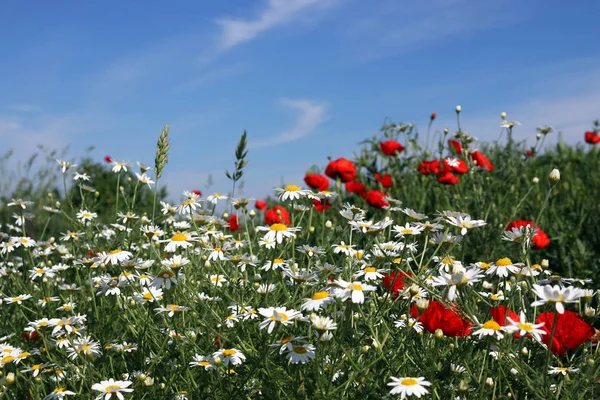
top-left (159, 383), bottom-right (166, 389)
top-left (144, 376), bottom-right (154, 386)
top-left (485, 377), bottom-right (494, 387)
top-left (5, 372), bottom-right (15, 385)
top-left (510, 368), bottom-right (518, 375)
top-left (204, 261), bottom-right (211, 269)
top-left (136, 373), bottom-right (147, 381)
top-left (416, 299), bottom-right (429, 313)
top-left (409, 284), bottom-right (420, 296)
top-left (361, 345), bottom-right (370, 353)
top-left (249, 209), bottom-right (256, 217)
top-left (434, 328), bottom-right (444, 340)
top-left (584, 307), bottom-right (596, 317)
top-left (325, 220), bottom-right (332, 229)
top-left (501, 112), bottom-right (507, 120)
top-left (457, 380), bottom-right (469, 393)
top-left (541, 259), bottom-right (549, 268)
top-left (549, 168), bottom-right (560, 182)
top-left (55, 201), bottom-right (61, 208)
top-left (309, 226), bottom-right (315, 233)
top-left (455, 105), bottom-right (462, 113)
top-left (536, 133), bottom-right (542, 140)
top-left (444, 128), bottom-right (449, 134)
top-left (533, 177), bottom-right (539, 184)
top-left (223, 213), bottom-right (229, 219)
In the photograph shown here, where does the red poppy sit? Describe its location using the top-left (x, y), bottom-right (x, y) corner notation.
top-left (585, 131), bottom-right (600, 144)
top-left (227, 215), bottom-right (241, 232)
top-left (325, 158), bottom-right (357, 183)
top-left (264, 205), bottom-right (290, 225)
top-left (430, 112), bottom-right (437, 120)
top-left (345, 181), bottom-right (367, 197)
top-left (438, 170), bottom-right (460, 185)
top-left (374, 173), bottom-right (393, 188)
top-left (382, 271), bottom-right (413, 297)
top-left (448, 139), bottom-right (463, 155)
top-left (379, 140), bottom-right (405, 156)
top-left (312, 198), bottom-right (331, 212)
top-left (104, 155), bottom-right (113, 163)
top-left (470, 151), bottom-right (494, 172)
top-left (443, 158), bottom-right (468, 174)
top-left (491, 306), bottom-right (522, 338)
top-left (21, 331), bottom-right (42, 342)
top-left (192, 189), bottom-right (202, 196)
top-left (304, 173), bottom-right (329, 191)
top-left (255, 200), bottom-right (268, 211)
top-left (536, 311), bottom-right (595, 356)
top-left (418, 160), bottom-right (441, 175)
top-left (505, 220), bottom-right (550, 250)
top-left (524, 149), bottom-right (536, 157)
top-left (410, 300), bottom-right (472, 337)
top-left (365, 190), bottom-right (389, 208)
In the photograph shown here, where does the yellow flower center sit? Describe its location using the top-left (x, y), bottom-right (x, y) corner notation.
top-left (222, 349), bottom-right (236, 356)
top-left (483, 320), bottom-right (501, 331)
top-left (401, 378), bottom-right (418, 386)
top-left (285, 185), bottom-right (301, 191)
top-left (293, 346), bottom-right (308, 354)
top-left (1, 355), bottom-right (14, 363)
top-left (171, 233), bottom-right (187, 241)
top-left (270, 313), bottom-right (289, 322)
top-left (496, 258), bottom-right (512, 267)
top-left (401, 229), bottom-right (413, 234)
top-left (106, 385), bottom-right (121, 393)
top-left (142, 293), bottom-right (153, 300)
top-left (518, 323), bottom-right (533, 332)
top-left (556, 367), bottom-right (567, 372)
top-left (312, 291), bottom-right (329, 300)
top-left (364, 267), bottom-right (377, 273)
top-left (274, 258), bottom-right (284, 264)
top-left (281, 336), bottom-right (293, 344)
top-left (270, 223), bottom-right (287, 231)
top-left (347, 283), bottom-right (363, 291)
top-left (199, 360), bottom-right (211, 366)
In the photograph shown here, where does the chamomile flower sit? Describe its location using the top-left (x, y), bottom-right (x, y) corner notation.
top-left (135, 172), bottom-right (154, 188)
top-left (548, 366), bottom-right (579, 376)
top-left (155, 304), bottom-right (189, 317)
top-left (44, 387), bottom-right (77, 399)
top-left (100, 249), bottom-right (132, 265)
top-left (505, 311), bottom-right (546, 342)
top-left (57, 160), bottom-right (77, 174)
top-left (4, 294), bottom-right (33, 305)
top-left (133, 287), bottom-right (164, 304)
top-left (472, 318), bottom-right (506, 340)
top-left (213, 348), bottom-right (246, 366)
top-left (354, 265), bottom-right (388, 282)
top-left (393, 223), bottom-right (425, 237)
top-left (162, 232), bottom-right (198, 252)
top-left (274, 185), bottom-right (312, 201)
top-left (258, 307), bottom-right (302, 334)
top-left (431, 268), bottom-right (484, 301)
top-left (91, 378), bottom-right (133, 400)
top-left (401, 208), bottom-right (428, 221)
top-left (333, 279), bottom-right (376, 304)
top-left (486, 258), bottom-right (521, 278)
top-left (387, 376), bottom-right (431, 398)
top-left (310, 315), bottom-right (338, 332)
top-left (66, 336), bottom-right (101, 359)
top-left (286, 343), bottom-right (316, 364)
top-left (302, 291), bottom-right (335, 311)
top-left (76, 210), bottom-right (97, 223)
top-left (189, 355), bottom-right (216, 371)
top-left (256, 224), bottom-right (300, 244)
top-left (531, 284), bottom-right (583, 314)
top-left (445, 215), bottom-right (487, 235)
top-left (332, 241), bottom-right (356, 256)
top-left (207, 193), bottom-right (227, 205)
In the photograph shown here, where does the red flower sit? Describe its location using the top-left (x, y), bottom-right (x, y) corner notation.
top-left (418, 160), bottom-right (441, 175)
top-left (491, 306), bottom-right (522, 338)
top-left (21, 331), bottom-right (42, 342)
top-left (325, 158), bottom-right (357, 183)
top-left (255, 200), bottom-right (268, 211)
top-left (524, 149), bottom-right (536, 157)
top-left (312, 198), bottom-right (331, 212)
top-left (585, 131), bottom-right (600, 144)
top-left (192, 189), bottom-right (202, 196)
top-left (304, 173), bottom-right (329, 191)
top-left (448, 139), bottom-right (463, 155)
top-left (227, 215), bottom-right (241, 232)
top-left (382, 271), bottom-right (413, 297)
top-left (374, 173), bottom-right (393, 188)
top-left (265, 205), bottom-right (290, 225)
top-left (104, 155), bottom-right (113, 163)
top-left (438, 170), bottom-right (460, 185)
top-left (365, 190), bottom-right (389, 208)
top-left (470, 151), bottom-right (494, 172)
top-left (430, 112), bottom-right (437, 120)
top-left (345, 181), bottom-right (367, 197)
top-left (505, 220), bottom-right (550, 250)
top-left (443, 158), bottom-right (468, 174)
top-left (536, 311), bottom-right (595, 356)
top-left (410, 300), bottom-right (472, 337)
top-left (379, 140), bottom-right (405, 156)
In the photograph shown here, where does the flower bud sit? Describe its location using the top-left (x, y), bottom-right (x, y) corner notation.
top-left (541, 259), bottom-right (549, 268)
top-left (5, 372), bottom-right (15, 385)
top-left (409, 284), bottom-right (420, 296)
top-left (510, 368), bottom-right (518, 375)
top-left (144, 376), bottom-right (154, 387)
top-left (485, 377), bottom-right (494, 387)
top-left (444, 128), bottom-right (449, 134)
top-left (536, 133), bottom-right (542, 140)
top-left (457, 380), bottom-right (469, 393)
top-left (325, 220), bottom-right (332, 229)
top-left (584, 307), bottom-right (596, 317)
top-left (532, 177), bottom-right (539, 184)
top-left (309, 226), bottom-right (315, 233)
top-left (136, 373), bottom-right (147, 381)
top-left (353, 313), bottom-right (360, 321)
top-left (159, 383), bottom-right (166, 389)
top-left (455, 105), bottom-right (462, 113)
top-left (501, 112), bottom-right (507, 120)
top-left (204, 261), bottom-right (211, 269)
top-left (361, 345), bottom-right (370, 353)
top-left (430, 112), bottom-right (437, 120)
top-left (55, 201), bottom-right (61, 208)
top-left (223, 213), bottom-right (229, 219)
top-left (416, 299), bottom-right (429, 313)
top-left (249, 209), bottom-right (256, 217)
top-left (434, 329), bottom-right (444, 340)
top-left (549, 168), bottom-right (560, 182)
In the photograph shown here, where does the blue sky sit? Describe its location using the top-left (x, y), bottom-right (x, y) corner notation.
top-left (2, 0), bottom-right (600, 200)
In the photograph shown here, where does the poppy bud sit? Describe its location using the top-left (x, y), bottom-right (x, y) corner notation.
top-left (430, 112), bottom-right (437, 120)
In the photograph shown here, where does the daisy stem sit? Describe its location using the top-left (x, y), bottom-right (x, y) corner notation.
top-left (115, 173), bottom-right (121, 217)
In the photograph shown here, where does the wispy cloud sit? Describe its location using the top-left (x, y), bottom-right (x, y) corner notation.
top-left (215, 0), bottom-right (334, 51)
top-left (344, 0), bottom-right (531, 61)
top-left (5, 104), bottom-right (41, 113)
top-left (250, 98), bottom-right (327, 149)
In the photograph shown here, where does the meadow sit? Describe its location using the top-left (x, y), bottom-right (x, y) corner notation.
top-left (0, 108), bottom-right (598, 399)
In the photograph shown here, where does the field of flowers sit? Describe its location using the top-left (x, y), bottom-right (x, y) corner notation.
top-left (0, 109), bottom-right (599, 399)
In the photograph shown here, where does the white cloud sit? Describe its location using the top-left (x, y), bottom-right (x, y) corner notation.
top-left (215, 0), bottom-right (333, 50)
top-left (250, 98), bottom-right (327, 149)
top-left (5, 104), bottom-right (41, 113)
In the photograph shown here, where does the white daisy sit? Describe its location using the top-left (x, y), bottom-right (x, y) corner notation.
top-left (387, 376), bottom-right (431, 398)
